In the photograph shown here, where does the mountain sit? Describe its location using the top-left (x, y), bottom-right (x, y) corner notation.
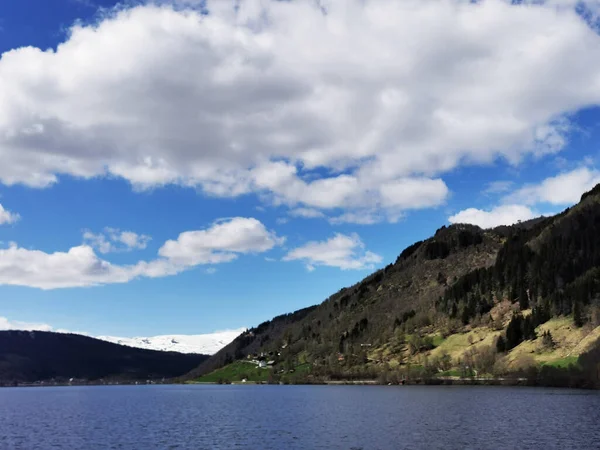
top-left (97, 328), bottom-right (245, 355)
top-left (186, 185), bottom-right (600, 388)
top-left (187, 223), bottom-right (504, 378)
top-left (0, 330), bottom-right (208, 385)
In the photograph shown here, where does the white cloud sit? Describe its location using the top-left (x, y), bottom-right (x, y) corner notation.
top-left (83, 231), bottom-right (113, 254)
top-left (378, 178), bottom-right (449, 210)
top-left (83, 228), bottom-right (151, 254)
top-left (283, 233), bottom-right (382, 270)
top-left (0, 244), bottom-right (138, 289)
top-left (0, 217), bottom-right (282, 289)
top-left (505, 167), bottom-right (600, 205)
top-left (288, 207), bottom-right (325, 219)
top-left (483, 180), bottom-right (514, 195)
top-left (111, 229), bottom-right (151, 250)
top-left (0, 316), bottom-right (54, 332)
top-left (0, 316), bottom-right (88, 335)
top-left (449, 165), bottom-right (600, 228)
top-left (249, 162), bottom-right (449, 218)
top-left (158, 217), bottom-right (284, 266)
top-left (1, 1), bottom-right (599, 220)
top-left (328, 211), bottom-right (384, 225)
top-left (0, 204), bottom-right (19, 225)
top-left (448, 204), bottom-right (537, 229)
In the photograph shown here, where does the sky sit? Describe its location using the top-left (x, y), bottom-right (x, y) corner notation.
top-left (1, 0), bottom-right (600, 338)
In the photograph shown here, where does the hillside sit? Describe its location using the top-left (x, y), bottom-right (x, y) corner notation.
top-left (0, 330), bottom-right (208, 385)
top-left (188, 223), bottom-right (504, 379)
top-left (186, 185), bottom-right (600, 388)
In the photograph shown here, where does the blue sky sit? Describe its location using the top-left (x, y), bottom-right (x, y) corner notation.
top-left (1, 0), bottom-right (600, 337)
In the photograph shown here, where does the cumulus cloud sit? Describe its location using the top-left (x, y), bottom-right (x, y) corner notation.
top-left (283, 233), bottom-right (382, 270)
top-left (448, 204), bottom-right (537, 229)
top-left (249, 163), bottom-right (449, 219)
top-left (112, 229), bottom-right (151, 250)
top-left (83, 231), bottom-right (112, 254)
top-left (0, 204), bottom-right (19, 225)
top-left (83, 228), bottom-right (151, 253)
top-left (159, 217), bottom-right (284, 266)
top-left (0, 217), bottom-right (281, 289)
top-left (505, 167), bottom-right (600, 205)
top-left (0, 244), bottom-right (139, 289)
top-left (2, 1), bottom-right (600, 220)
top-left (0, 316), bottom-right (54, 332)
top-left (449, 165), bottom-right (600, 228)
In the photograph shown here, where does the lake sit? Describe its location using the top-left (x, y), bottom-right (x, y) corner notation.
top-left (0, 385), bottom-right (599, 449)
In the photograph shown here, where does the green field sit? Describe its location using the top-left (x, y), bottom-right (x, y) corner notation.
top-left (288, 362), bottom-right (311, 378)
top-left (193, 361), bottom-right (272, 383)
top-left (437, 369), bottom-right (461, 377)
top-left (432, 335), bottom-right (446, 348)
top-left (542, 356), bottom-right (580, 369)
top-left (192, 360), bottom-right (315, 384)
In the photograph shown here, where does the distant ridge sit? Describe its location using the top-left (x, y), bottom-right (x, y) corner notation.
top-left (0, 330), bottom-right (209, 384)
top-left (97, 328), bottom-right (246, 355)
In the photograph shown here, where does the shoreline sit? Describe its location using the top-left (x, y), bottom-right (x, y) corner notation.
top-left (3, 375), bottom-right (596, 390)
top-left (185, 376), bottom-right (586, 388)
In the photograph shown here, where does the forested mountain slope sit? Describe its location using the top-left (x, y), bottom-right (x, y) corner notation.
top-left (187, 184), bottom-right (600, 388)
top-left (188, 223), bottom-right (506, 378)
top-left (0, 331), bottom-right (208, 384)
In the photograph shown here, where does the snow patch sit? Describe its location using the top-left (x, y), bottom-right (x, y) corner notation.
top-left (97, 328), bottom-right (245, 355)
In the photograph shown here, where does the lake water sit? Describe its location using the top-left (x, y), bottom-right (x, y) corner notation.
top-left (1, 385), bottom-right (599, 449)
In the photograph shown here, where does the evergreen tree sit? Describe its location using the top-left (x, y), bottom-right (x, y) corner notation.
top-left (541, 330), bottom-right (554, 349)
top-left (519, 285), bottom-right (529, 310)
top-left (450, 302), bottom-right (458, 318)
top-left (496, 335), bottom-right (506, 353)
top-left (573, 300), bottom-right (584, 327)
top-left (506, 314), bottom-right (524, 350)
top-left (522, 315), bottom-right (536, 340)
top-left (461, 305), bottom-right (470, 326)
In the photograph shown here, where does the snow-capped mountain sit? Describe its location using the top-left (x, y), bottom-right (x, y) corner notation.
top-left (97, 328), bottom-right (245, 355)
